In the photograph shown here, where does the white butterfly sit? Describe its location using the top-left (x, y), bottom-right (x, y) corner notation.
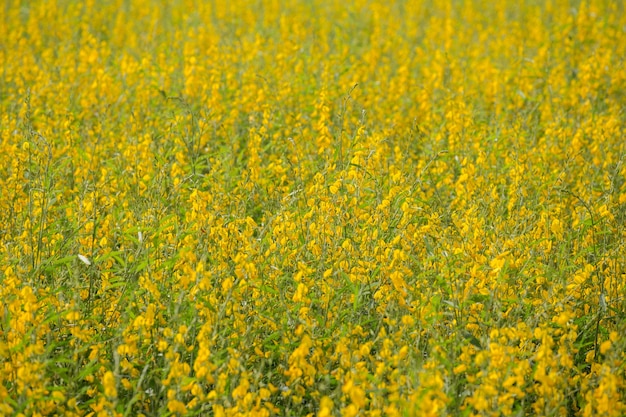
top-left (78, 254), bottom-right (91, 266)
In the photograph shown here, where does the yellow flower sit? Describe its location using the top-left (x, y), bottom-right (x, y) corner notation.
top-left (319, 396), bottom-right (334, 417)
top-left (102, 371), bottom-right (117, 399)
top-left (599, 340), bottom-right (612, 355)
top-left (167, 399), bottom-right (186, 415)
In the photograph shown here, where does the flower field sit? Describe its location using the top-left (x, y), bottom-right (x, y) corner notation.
top-left (1, 0), bottom-right (626, 415)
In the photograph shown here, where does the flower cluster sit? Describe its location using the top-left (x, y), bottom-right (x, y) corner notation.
top-left (1, 0), bottom-right (625, 415)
